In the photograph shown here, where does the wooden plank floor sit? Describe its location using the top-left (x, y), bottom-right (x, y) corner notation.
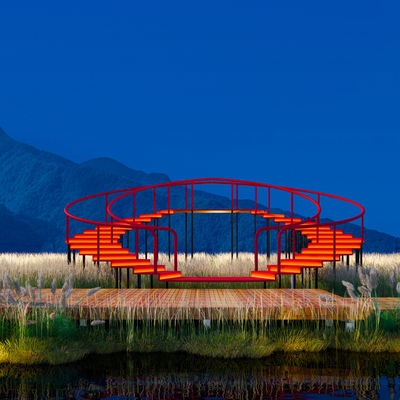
top-left (5, 289), bottom-right (399, 320)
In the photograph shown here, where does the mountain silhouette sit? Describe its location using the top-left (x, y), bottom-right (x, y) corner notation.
top-left (0, 127), bottom-right (398, 254)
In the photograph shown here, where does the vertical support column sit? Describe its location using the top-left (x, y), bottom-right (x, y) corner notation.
top-left (191, 210), bottom-right (193, 259)
top-left (292, 227), bottom-right (295, 259)
top-left (168, 214), bottom-right (171, 261)
top-left (236, 213), bottom-right (239, 258)
top-left (115, 268), bottom-right (118, 289)
top-left (97, 224), bottom-right (100, 268)
top-left (236, 185), bottom-right (239, 259)
top-left (231, 210), bottom-right (233, 260)
top-left (137, 274), bottom-right (141, 289)
top-left (105, 194), bottom-right (108, 223)
top-left (333, 225), bottom-right (336, 277)
top-left (66, 216), bottom-right (70, 264)
top-left (67, 244), bottom-right (71, 264)
top-left (285, 230), bottom-right (288, 258)
top-left (315, 268), bottom-right (318, 289)
top-left (291, 273), bottom-right (296, 289)
top-left (73, 249), bottom-right (76, 265)
top-left (185, 212), bottom-right (188, 261)
top-left (126, 230), bottom-right (130, 289)
top-left (156, 219), bottom-right (159, 260)
top-left (347, 255), bottom-right (350, 270)
top-left (145, 223), bottom-right (148, 259)
top-left (153, 187), bottom-right (156, 214)
top-left (360, 244), bottom-right (363, 266)
top-left (136, 228), bottom-right (139, 257)
top-left (82, 255), bottom-right (85, 269)
top-left (267, 219), bottom-right (271, 259)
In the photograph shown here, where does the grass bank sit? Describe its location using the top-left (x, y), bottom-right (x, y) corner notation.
top-left (0, 252), bottom-right (400, 365)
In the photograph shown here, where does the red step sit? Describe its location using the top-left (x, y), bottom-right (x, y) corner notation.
top-left (266, 265), bottom-right (302, 274)
top-left (295, 254), bottom-right (341, 261)
top-left (111, 259), bottom-right (151, 267)
top-left (301, 249), bottom-right (353, 255)
top-left (250, 271), bottom-right (277, 280)
top-left (281, 259), bottom-right (323, 267)
top-left (158, 271), bottom-right (182, 280)
top-left (133, 265), bottom-right (166, 273)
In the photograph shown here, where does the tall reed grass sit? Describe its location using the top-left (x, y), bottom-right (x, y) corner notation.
top-left (1, 252), bottom-right (399, 294)
top-left (0, 252), bottom-right (399, 365)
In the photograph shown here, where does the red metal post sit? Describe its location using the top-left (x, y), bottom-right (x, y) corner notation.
top-left (291, 192), bottom-right (293, 224)
top-left (105, 194), bottom-right (108, 223)
top-left (291, 192), bottom-right (294, 259)
top-left (268, 187), bottom-right (270, 214)
top-left (153, 187), bottom-right (156, 214)
top-left (97, 224), bottom-right (100, 264)
top-left (135, 228), bottom-right (139, 257)
top-left (361, 215), bottom-right (364, 243)
top-left (333, 224), bottom-right (336, 261)
top-left (111, 217), bottom-right (113, 243)
top-left (185, 185), bottom-right (187, 210)
top-left (191, 181), bottom-right (194, 210)
top-left (66, 215), bottom-right (69, 243)
top-left (236, 184), bottom-right (238, 209)
top-left (317, 194), bottom-right (320, 243)
top-left (255, 186), bottom-right (257, 212)
top-left (133, 193), bottom-right (135, 219)
top-left (231, 181), bottom-right (233, 210)
top-left (168, 185), bottom-right (170, 212)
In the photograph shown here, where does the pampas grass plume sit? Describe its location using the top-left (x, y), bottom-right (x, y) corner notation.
top-left (87, 287), bottom-right (101, 297)
top-left (51, 278), bottom-right (56, 296)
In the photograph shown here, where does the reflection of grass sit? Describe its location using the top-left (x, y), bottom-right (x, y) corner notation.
top-left (0, 252), bottom-right (400, 364)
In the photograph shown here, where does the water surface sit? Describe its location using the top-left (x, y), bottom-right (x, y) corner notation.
top-left (1, 351), bottom-right (400, 399)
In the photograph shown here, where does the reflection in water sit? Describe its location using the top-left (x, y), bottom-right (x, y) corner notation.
top-left (0, 351), bottom-right (399, 399)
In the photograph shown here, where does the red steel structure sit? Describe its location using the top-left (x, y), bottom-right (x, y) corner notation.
top-left (64, 178), bottom-right (365, 288)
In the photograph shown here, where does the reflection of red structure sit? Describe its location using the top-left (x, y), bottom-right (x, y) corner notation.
top-left (65, 178), bottom-right (364, 288)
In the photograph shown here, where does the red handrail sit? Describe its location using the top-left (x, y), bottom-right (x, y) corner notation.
top-left (65, 178), bottom-right (365, 279)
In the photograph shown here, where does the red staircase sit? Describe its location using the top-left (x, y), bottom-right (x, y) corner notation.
top-left (65, 178), bottom-right (365, 286)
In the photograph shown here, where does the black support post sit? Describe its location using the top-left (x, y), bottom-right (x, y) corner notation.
top-left (360, 244), bottom-right (363, 266)
top-left (67, 244), bottom-right (71, 264)
top-left (82, 255), bottom-right (85, 269)
top-left (347, 255), bottom-right (350, 270)
top-left (115, 268), bottom-right (118, 289)
top-left (137, 274), bottom-right (141, 289)
top-left (291, 274), bottom-right (296, 289)
top-left (315, 268), bottom-right (318, 289)
top-left (73, 249), bottom-right (76, 265)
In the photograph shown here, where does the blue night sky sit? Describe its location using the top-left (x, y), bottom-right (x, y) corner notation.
top-left (1, 1), bottom-right (399, 238)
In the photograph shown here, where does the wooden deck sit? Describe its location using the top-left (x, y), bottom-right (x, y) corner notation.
top-left (16, 288), bottom-right (400, 321)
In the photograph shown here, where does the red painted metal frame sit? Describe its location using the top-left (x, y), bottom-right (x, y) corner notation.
top-left (64, 178), bottom-right (365, 282)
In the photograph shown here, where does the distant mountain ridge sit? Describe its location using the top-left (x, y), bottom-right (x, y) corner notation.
top-left (0, 126), bottom-right (398, 254)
